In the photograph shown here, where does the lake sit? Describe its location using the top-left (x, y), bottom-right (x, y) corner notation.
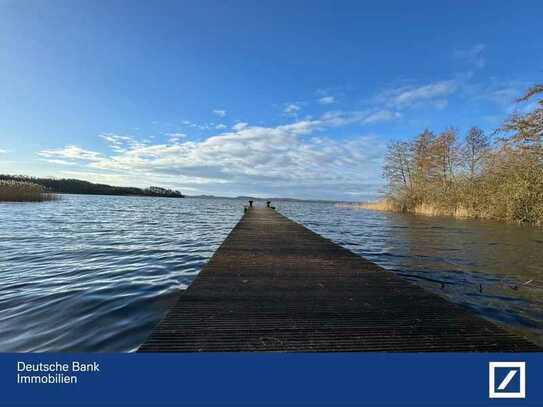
top-left (1, 194), bottom-right (542, 351)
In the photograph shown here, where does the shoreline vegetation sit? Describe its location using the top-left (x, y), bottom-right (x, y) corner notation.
top-left (0, 180), bottom-right (58, 202)
top-left (0, 175), bottom-right (184, 201)
top-left (350, 200), bottom-right (475, 218)
top-left (360, 84), bottom-right (543, 225)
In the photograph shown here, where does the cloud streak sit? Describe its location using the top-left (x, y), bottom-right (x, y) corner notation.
top-left (39, 145), bottom-right (103, 162)
top-left (318, 96), bottom-right (336, 105)
top-left (212, 109), bottom-right (227, 117)
top-left (454, 44), bottom-right (486, 69)
top-left (384, 80), bottom-right (458, 108)
top-left (283, 103), bottom-right (301, 116)
top-left (41, 159), bottom-right (77, 166)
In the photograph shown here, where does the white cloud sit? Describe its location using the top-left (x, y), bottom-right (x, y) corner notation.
top-left (432, 99), bottom-right (448, 110)
top-left (39, 145), bottom-right (103, 162)
top-left (37, 113), bottom-right (389, 200)
top-left (41, 159), bottom-right (77, 166)
top-left (0, 148), bottom-right (7, 154)
top-left (382, 80), bottom-right (457, 108)
top-left (232, 122), bottom-right (249, 131)
top-left (485, 86), bottom-right (523, 108)
top-left (461, 79), bottom-right (531, 111)
top-left (166, 133), bottom-right (187, 143)
top-left (454, 44), bottom-right (486, 69)
top-left (363, 110), bottom-right (401, 123)
top-left (98, 134), bottom-right (139, 152)
top-left (318, 96), bottom-right (336, 105)
top-left (186, 122), bottom-right (214, 130)
top-left (215, 124), bottom-right (227, 130)
top-left (213, 109), bottom-right (227, 117)
top-left (318, 109), bottom-right (400, 127)
top-left (283, 103), bottom-right (301, 116)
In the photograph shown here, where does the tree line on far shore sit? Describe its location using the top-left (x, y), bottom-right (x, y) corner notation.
top-left (382, 84), bottom-right (543, 225)
top-left (0, 175), bottom-right (184, 198)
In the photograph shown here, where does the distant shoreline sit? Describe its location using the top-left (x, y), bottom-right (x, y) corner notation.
top-left (0, 175), bottom-right (184, 199)
top-left (0, 174), bottom-right (349, 203)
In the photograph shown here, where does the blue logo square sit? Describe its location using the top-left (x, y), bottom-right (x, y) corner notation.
top-left (493, 367), bottom-right (520, 393)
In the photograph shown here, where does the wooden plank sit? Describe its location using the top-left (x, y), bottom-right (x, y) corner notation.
top-left (139, 208), bottom-right (540, 352)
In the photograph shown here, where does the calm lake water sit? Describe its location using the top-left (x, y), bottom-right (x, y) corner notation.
top-left (1, 195), bottom-right (542, 351)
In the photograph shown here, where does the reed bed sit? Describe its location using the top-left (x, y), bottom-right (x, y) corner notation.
top-left (358, 200), bottom-right (397, 211)
top-left (336, 200), bottom-right (400, 211)
top-left (350, 200), bottom-right (487, 221)
top-left (0, 180), bottom-right (57, 202)
top-left (353, 200), bottom-right (475, 219)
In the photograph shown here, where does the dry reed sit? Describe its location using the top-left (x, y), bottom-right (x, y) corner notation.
top-left (358, 200), bottom-right (397, 211)
top-left (0, 180), bottom-right (57, 202)
top-left (358, 200), bottom-right (479, 220)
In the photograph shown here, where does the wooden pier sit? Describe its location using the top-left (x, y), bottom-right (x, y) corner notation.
top-left (139, 207), bottom-right (540, 352)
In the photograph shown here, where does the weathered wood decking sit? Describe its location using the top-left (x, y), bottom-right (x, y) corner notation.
top-left (139, 207), bottom-right (540, 352)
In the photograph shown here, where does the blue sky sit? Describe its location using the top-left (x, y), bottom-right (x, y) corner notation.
top-left (1, 0), bottom-right (542, 200)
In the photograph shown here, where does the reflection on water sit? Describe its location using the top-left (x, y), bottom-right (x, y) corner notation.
top-left (0, 195), bottom-right (541, 351)
top-left (279, 201), bottom-right (543, 347)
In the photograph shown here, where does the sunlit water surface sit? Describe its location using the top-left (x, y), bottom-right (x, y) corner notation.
top-left (1, 195), bottom-right (542, 351)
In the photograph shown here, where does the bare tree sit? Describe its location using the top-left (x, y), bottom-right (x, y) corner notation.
top-left (384, 141), bottom-right (412, 192)
top-left (432, 128), bottom-right (459, 188)
top-left (410, 129), bottom-right (435, 189)
top-left (501, 84), bottom-right (543, 157)
top-left (463, 127), bottom-right (490, 179)
top-left (377, 84), bottom-right (543, 224)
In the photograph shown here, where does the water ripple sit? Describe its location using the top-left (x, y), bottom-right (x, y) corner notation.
top-left (0, 195), bottom-right (241, 352)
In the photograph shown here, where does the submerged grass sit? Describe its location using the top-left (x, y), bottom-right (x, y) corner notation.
top-left (0, 180), bottom-right (58, 202)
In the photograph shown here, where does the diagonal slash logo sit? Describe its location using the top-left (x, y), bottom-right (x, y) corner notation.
top-left (489, 362), bottom-right (526, 399)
